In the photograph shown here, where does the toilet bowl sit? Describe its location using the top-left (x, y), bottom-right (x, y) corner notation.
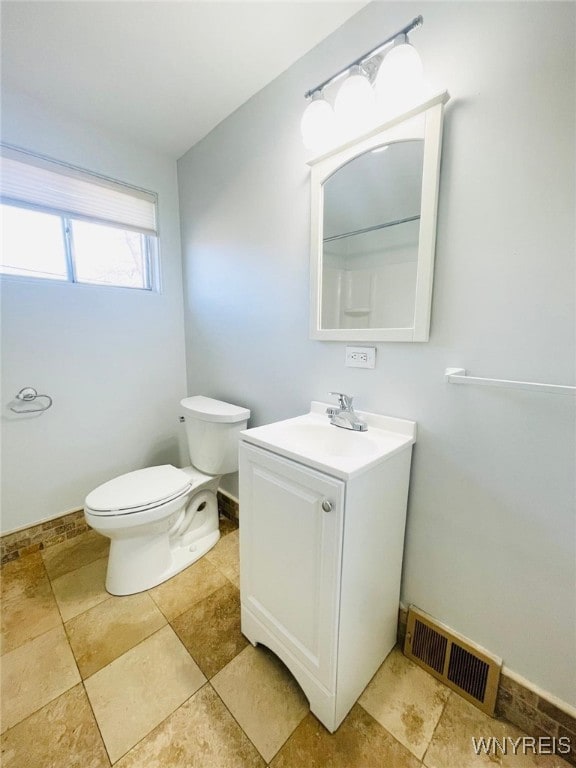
top-left (84, 396), bottom-right (250, 595)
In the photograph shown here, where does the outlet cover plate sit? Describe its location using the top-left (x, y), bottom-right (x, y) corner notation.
top-left (345, 346), bottom-right (376, 369)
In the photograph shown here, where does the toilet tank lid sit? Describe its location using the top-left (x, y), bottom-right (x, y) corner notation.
top-left (181, 396), bottom-right (250, 423)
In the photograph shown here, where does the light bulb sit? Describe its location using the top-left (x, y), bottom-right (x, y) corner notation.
top-left (374, 39), bottom-right (424, 116)
top-left (300, 93), bottom-right (336, 152)
top-left (334, 65), bottom-right (376, 139)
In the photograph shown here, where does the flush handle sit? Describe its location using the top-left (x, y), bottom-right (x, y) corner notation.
top-left (321, 499), bottom-right (333, 513)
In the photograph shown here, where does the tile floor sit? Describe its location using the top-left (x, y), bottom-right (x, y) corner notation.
top-left (0, 516), bottom-right (571, 767)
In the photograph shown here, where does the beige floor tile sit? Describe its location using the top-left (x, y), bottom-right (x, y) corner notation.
top-left (424, 691), bottom-right (505, 767)
top-left (1, 624), bottom-right (81, 732)
top-left (171, 582), bottom-right (248, 678)
top-left (206, 529), bottom-right (240, 586)
top-left (84, 624), bottom-right (206, 763)
top-left (0, 553), bottom-right (61, 655)
top-left (271, 704), bottom-right (422, 768)
top-left (148, 557), bottom-right (228, 620)
top-left (0, 683), bottom-right (110, 768)
top-left (116, 684), bottom-right (265, 768)
top-left (66, 592), bottom-right (166, 678)
top-left (211, 644), bottom-right (309, 762)
top-left (359, 646), bottom-right (450, 759)
top-left (42, 530), bottom-right (109, 581)
top-left (51, 556), bottom-right (109, 621)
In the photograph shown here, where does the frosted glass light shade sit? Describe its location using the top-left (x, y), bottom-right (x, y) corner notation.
top-left (375, 42), bottom-right (425, 115)
top-left (334, 67), bottom-right (376, 138)
top-left (301, 96), bottom-right (336, 152)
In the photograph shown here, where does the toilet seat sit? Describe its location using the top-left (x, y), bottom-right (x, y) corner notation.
top-left (85, 465), bottom-right (193, 516)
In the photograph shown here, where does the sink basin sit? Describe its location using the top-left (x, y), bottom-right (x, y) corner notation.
top-left (275, 422), bottom-right (379, 458)
top-left (240, 402), bottom-right (416, 479)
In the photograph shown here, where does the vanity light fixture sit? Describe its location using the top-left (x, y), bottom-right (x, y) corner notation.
top-left (374, 32), bottom-right (425, 116)
top-left (300, 91), bottom-right (337, 151)
top-left (301, 15), bottom-right (425, 152)
top-left (333, 64), bottom-right (377, 139)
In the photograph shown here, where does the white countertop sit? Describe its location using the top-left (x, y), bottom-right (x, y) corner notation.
top-left (240, 402), bottom-right (416, 480)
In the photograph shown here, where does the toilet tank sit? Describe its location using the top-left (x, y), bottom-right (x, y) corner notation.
top-left (181, 396), bottom-right (250, 475)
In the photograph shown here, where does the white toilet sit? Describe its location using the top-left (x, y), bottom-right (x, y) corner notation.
top-left (84, 396), bottom-right (250, 595)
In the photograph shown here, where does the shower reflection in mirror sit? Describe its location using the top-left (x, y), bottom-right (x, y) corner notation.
top-left (321, 139), bottom-right (423, 331)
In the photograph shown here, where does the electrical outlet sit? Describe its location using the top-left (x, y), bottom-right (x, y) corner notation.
top-left (345, 346), bottom-right (376, 369)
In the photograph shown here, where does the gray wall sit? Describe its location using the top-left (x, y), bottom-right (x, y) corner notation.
top-left (178, 2), bottom-right (575, 705)
top-left (1, 91), bottom-right (188, 533)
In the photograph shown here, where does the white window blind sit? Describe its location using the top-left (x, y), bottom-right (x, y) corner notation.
top-left (0, 145), bottom-right (157, 236)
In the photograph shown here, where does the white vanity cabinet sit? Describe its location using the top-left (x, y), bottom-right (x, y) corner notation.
top-left (239, 404), bottom-right (416, 732)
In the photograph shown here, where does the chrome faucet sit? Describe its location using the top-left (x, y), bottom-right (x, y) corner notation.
top-left (326, 392), bottom-right (368, 432)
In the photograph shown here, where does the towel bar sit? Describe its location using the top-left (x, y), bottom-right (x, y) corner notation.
top-left (445, 368), bottom-right (576, 396)
top-left (9, 387), bottom-right (53, 413)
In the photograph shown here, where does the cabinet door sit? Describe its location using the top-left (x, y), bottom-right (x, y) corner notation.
top-left (240, 443), bottom-right (344, 690)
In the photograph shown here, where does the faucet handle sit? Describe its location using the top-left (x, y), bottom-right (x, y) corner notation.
top-left (329, 392), bottom-right (353, 410)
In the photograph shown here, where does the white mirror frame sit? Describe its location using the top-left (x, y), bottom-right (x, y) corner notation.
top-left (309, 90), bottom-right (450, 342)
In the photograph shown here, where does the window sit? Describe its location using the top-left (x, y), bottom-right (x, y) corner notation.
top-left (0, 146), bottom-right (159, 290)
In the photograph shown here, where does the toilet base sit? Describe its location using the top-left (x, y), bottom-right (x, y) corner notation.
top-left (105, 527), bottom-right (220, 596)
top-left (99, 473), bottom-right (222, 596)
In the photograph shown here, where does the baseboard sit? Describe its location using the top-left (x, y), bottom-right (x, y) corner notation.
top-left (217, 489), bottom-right (239, 521)
top-left (1, 492), bottom-right (240, 567)
top-left (1, 509), bottom-right (88, 565)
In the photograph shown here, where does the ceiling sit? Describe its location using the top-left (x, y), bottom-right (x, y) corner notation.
top-left (1, 1), bottom-right (368, 158)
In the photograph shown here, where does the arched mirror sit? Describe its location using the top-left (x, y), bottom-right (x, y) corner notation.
top-left (309, 92), bottom-right (449, 342)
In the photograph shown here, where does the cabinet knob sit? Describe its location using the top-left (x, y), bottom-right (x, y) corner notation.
top-left (321, 499), bottom-right (333, 513)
